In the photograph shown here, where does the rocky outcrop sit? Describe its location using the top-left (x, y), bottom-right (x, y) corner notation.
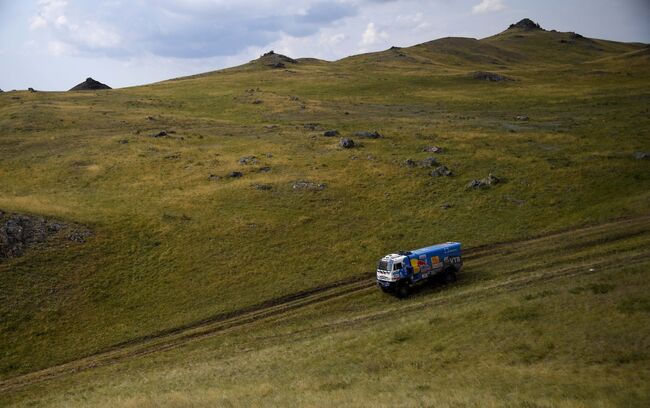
top-left (472, 71), bottom-right (511, 82)
top-left (69, 77), bottom-right (111, 91)
top-left (0, 211), bottom-right (91, 259)
top-left (257, 51), bottom-right (298, 68)
top-left (508, 18), bottom-right (542, 31)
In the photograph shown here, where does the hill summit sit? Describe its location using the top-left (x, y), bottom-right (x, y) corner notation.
top-left (508, 18), bottom-right (543, 31)
top-left (69, 77), bottom-right (111, 91)
top-left (255, 50), bottom-right (297, 68)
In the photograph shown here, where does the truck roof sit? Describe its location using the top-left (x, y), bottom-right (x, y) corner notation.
top-left (409, 242), bottom-right (461, 256)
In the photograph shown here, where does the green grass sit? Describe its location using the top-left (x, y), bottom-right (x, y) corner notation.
top-left (0, 25), bottom-right (649, 405)
top-left (2, 216), bottom-right (649, 407)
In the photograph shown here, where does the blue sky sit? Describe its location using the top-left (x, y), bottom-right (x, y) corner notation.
top-left (1, 0), bottom-right (648, 91)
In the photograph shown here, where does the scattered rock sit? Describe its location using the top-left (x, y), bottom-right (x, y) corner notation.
top-left (228, 171), bottom-right (243, 178)
top-left (508, 18), bottom-right (542, 31)
top-left (515, 115), bottom-right (529, 121)
top-left (420, 157), bottom-right (439, 168)
top-left (69, 77), bottom-right (111, 91)
top-left (68, 230), bottom-right (92, 243)
top-left (208, 174), bottom-right (221, 181)
top-left (258, 166), bottom-right (271, 173)
top-left (28, 87), bottom-right (36, 92)
top-left (423, 146), bottom-right (443, 153)
top-left (292, 180), bottom-right (326, 191)
top-left (472, 71), bottom-right (511, 82)
top-left (252, 183), bottom-right (272, 191)
top-left (466, 173), bottom-right (500, 189)
top-left (238, 156), bottom-right (258, 165)
top-left (304, 123), bottom-right (320, 130)
top-left (569, 32), bottom-right (584, 40)
top-left (271, 62), bottom-right (286, 69)
top-left (0, 88), bottom-right (3, 92)
top-left (147, 116), bottom-right (156, 121)
top-left (431, 165), bottom-right (452, 177)
top-left (265, 153), bottom-right (273, 158)
top-left (323, 130), bottom-right (339, 137)
top-left (340, 138), bottom-right (355, 148)
top-left (403, 159), bottom-right (417, 167)
top-left (252, 100), bottom-right (263, 104)
top-left (354, 131), bottom-right (382, 139)
top-left (441, 203), bottom-right (452, 210)
top-left (164, 153), bottom-right (181, 160)
top-left (118, 139), bottom-right (129, 144)
top-left (151, 130), bottom-right (168, 138)
top-left (633, 151), bottom-right (649, 160)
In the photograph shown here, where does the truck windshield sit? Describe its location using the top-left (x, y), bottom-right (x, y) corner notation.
top-left (377, 260), bottom-right (389, 271)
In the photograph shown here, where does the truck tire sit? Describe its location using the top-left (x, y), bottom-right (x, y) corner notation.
top-left (395, 283), bottom-right (410, 298)
top-left (442, 268), bottom-right (457, 284)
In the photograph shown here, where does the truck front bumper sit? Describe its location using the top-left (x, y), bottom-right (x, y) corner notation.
top-left (377, 280), bottom-right (397, 291)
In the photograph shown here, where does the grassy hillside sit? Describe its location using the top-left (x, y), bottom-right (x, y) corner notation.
top-left (1, 22), bottom-right (649, 405)
top-left (3, 213), bottom-right (650, 407)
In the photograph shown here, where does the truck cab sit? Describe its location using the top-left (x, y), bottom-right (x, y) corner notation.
top-left (376, 242), bottom-right (462, 297)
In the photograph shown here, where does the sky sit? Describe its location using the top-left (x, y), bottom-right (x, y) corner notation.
top-left (0, 0), bottom-right (648, 91)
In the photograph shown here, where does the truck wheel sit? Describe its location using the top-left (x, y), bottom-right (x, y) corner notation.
top-left (395, 283), bottom-right (410, 298)
top-left (442, 269), bottom-right (457, 284)
top-left (380, 286), bottom-right (391, 294)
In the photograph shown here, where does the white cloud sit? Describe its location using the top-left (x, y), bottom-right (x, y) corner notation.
top-left (47, 40), bottom-right (74, 56)
top-left (472, 0), bottom-right (505, 14)
top-left (361, 22), bottom-right (388, 46)
top-left (395, 12), bottom-right (430, 31)
top-left (322, 32), bottom-right (345, 45)
top-left (29, 15), bottom-right (47, 30)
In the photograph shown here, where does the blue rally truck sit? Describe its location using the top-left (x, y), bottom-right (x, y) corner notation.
top-left (376, 242), bottom-right (462, 297)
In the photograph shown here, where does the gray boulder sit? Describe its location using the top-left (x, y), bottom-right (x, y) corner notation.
top-left (633, 151), bottom-right (649, 160)
top-left (403, 158), bottom-right (417, 167)
top-left (323, 130), bottom-right (339, 137)
top-left (340, 138), bottom-right (355, 148)
top-left (467, 173), bottom-right (500, 189)
top-left (423, 146), bottom-right (443, 153)
top-left (238, 156), bottom-right (258, 165)
top-left (354, 131), bottom-right (382, 139)
top-left (431, 166), bottom-right (452, 177)
top-left (420, 157), bottom-right (439, 167)
top-left (472, 71), bottom-right (511, 82)
top-left (292, 180), bottom-right (326, 191)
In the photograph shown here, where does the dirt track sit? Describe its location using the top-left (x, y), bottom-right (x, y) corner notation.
top-left (1, 214), bottom-right (649, 393)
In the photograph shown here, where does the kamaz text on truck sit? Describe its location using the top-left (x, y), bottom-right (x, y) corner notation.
top-left (376, 242), bottom-right (462, 297)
